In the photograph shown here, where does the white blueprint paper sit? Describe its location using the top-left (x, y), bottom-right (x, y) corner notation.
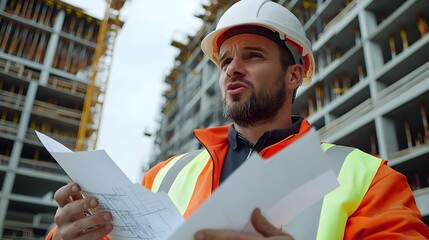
top-left (36, 131), bottom-right (183, 240)
top-left (168, 128), bottom-right (338, 239)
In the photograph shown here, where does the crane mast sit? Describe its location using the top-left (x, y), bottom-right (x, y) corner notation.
top-left (76, 0), bottom-right (126, 150)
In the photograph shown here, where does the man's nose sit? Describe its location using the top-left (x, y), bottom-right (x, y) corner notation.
top-left (226, 58), bottom-right (245, 78)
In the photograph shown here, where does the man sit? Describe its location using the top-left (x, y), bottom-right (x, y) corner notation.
top-left (47, 0), bottom-right (429, 239)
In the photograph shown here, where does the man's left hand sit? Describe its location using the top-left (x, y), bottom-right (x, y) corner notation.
top-left (194, 208), bottom-right (294, 240)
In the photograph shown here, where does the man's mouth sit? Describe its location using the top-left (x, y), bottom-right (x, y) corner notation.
top-left (227, 82), bottom-right (247, 95)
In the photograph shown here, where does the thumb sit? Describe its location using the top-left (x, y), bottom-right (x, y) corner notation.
top-left (251, 208), bottom-right (285, 237)
top-left (251, 208), bottom-right (294, 240)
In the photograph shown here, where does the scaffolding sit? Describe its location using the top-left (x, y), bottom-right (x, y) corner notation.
top-left (0, 0), bottom-right (129, 237)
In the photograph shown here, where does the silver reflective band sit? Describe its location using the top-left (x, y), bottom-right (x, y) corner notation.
top-left (158, 149), bottom-right (205, 193)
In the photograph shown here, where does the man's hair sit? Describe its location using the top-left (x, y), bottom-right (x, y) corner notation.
top-left (279, 44), bottom-right (295, 71)
top-left (278, 44), bottom-right (298, 104)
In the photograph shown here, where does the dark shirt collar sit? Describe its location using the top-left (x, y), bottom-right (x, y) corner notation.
top-left (227, 117), bottom-right (304, 152)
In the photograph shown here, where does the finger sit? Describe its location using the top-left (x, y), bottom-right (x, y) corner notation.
top-left (54, 183), bottom-right (81, 208)
top-left (75, 222), bottom-right (114, 240)
top-left (71, 190), bottom-right (84, 201)
top-left (62, 197), bottom-right (98, 222)
top-left (59, 211), bottom-right (113, 240)
top-left (251, 208), bottom-right (286, 237)
top-left (55, 197), bottom-right (98, 226)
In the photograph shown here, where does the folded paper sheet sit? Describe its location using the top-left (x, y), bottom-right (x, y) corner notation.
top-left (36, 131), bottom-right (183, 240)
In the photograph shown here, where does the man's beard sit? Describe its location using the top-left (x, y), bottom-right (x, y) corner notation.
top-left (222, 73), bottom-right (286, 127)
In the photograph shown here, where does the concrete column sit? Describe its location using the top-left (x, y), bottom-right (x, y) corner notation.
top-left (40, 10), bottom-right (65, 85)
top-left (358, 5), bottom-right (393, 159)
top-left (0, 0), bottom-right (6, 11)
top-left (374, 116), bottom-right (399, 159)
top-left (0, 0), bottom-right (16, 234)
top-left (359, 9), bottom-right (385, 101)
top-left (0, 80), bottom-right (38, 235)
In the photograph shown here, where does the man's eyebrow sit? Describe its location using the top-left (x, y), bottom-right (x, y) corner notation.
top-left (219, 45), bottom-right (267, 63)
top-left (242, 46), bottom-right (267, 53)
top-left (219, 50), bottom-right (230, 64)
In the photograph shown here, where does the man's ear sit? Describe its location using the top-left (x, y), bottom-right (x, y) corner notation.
top-left (287, 64), bottom-right (304, 90)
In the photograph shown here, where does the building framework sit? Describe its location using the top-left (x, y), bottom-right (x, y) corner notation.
top-left (0, 0), bottom-right (125, 238)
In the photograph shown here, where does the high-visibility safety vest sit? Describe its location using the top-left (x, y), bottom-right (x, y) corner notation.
top-left (149, 143), bottom-right (382, 240)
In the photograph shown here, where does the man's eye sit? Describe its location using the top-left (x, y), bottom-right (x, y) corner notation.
top-left (250, 53), bottom-right (262, 58)
top-left (246, 53), bottom-right (262, 59)
top-left (221, 59), bottom-right (231, 69)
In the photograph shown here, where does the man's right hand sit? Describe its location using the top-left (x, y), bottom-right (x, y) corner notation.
top-left (52, 182), bottom-right (113, 240)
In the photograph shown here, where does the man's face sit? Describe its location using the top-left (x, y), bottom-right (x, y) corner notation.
top-left (218, 34), bottom-right (287, 127)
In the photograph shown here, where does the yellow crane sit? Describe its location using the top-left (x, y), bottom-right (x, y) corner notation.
top-left (76, 0), bottom-right (126, 151)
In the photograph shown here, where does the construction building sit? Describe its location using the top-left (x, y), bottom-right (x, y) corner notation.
top-left (153, 0), bottom-right (429, 225)
top-left (0, 0), bottom-right (125, 238)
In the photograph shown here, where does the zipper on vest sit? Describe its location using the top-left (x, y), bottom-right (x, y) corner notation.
top-left (246, 147), bottom-right (254, 160)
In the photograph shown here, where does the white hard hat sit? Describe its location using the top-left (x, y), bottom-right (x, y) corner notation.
top-left (201, 0), bottom-right (315, 85)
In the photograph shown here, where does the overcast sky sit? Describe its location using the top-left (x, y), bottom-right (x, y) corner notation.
top-left (64, 0), bottom-right (205, 182)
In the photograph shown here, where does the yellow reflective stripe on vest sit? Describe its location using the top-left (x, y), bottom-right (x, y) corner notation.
top-left (153, 150), bottom-right (211, 215)
top-left (321, 142), bottom-right (335, 152)
top-left (317, 146), bottom-right (381, 240)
